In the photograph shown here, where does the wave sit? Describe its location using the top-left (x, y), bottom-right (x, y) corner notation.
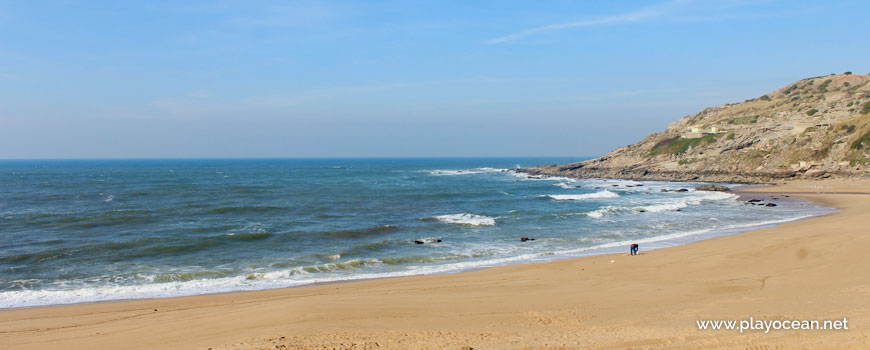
top-left (427, 169), bottom-right (482, 176)
top-left (475, 167), bottom-right (509, 172)
top-left (0, 209), bottom-right (826, 309)
top-left (0, 251), bottom-right (538, 308)
top-left (587, 202), bottom-right (689, 218)
top-left (426, 167), bottom-right (508, 176)
top-left (585, 190), bottom-right (740, 218)
top-left (434, 213), bottom-right (496, 226)
top-left (544, 190), bottom-right (619, 201)
top-left (554, 182), bottom-right (580, 189)
top-left (694, 190), bottom-right (739, 201)
top-left (507, 171), bottom-right (576, 182)
top-left (552, 214), bottom-right (824, 257)
top-left (222, 231), bottom-right (274, 242)
top-left (293, 258), bottom-right (382, 273)
top-left (151, 271), bottom-right (231, 283)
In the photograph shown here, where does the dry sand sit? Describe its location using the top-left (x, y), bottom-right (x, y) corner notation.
top-left (2, 179), bottom-right (869, 349)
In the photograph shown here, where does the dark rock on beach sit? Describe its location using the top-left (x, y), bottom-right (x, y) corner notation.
top-left (695, 184), bottom-right (730, 192)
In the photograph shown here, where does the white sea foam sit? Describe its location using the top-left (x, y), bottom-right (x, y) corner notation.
top-left (435, 213), bottom-right (496, 226)
top-left (475, 167), bottom-right (509, 172)
top-left (428, 169), bottom-right (483, 176)
top-left (0, 208), bottom-right (829, 309)
top-left (694, 190), bottom-right (739, 201)
top-left (425, 168), bottom-right (508, 176)
top-left (554, 182), bottom-right (579, 189)
top-left (586, 206), bottom-right (620, 218)
top-left (0, 253), bottom-right (528, 308)
top-left (585, 190), bottom-right (738, 218)
top-left (643, 202), bottom-right (690, 212)
top-left (0, 171), bottom-right (828, 310)
top-left (587, 201), bottom-right (689, 218)
top-left (0, 212), bottom-right (821, 309)
top-left (579, 178), bottom-right (642, 188)
top-left (545, 213), bottom-right (824, 259)
top-left (544, 190), bottom-right (619, 201)
top-left (507, 170), bottom-right (575, 182)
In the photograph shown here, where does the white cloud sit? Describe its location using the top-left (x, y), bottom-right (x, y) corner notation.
top-left (486, 0), bottom-right (774, 44)
top-left (487, 5), bottom-right (668, 44)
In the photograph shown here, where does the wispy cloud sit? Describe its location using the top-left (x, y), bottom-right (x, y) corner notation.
top-left (486, 0), bottom-right (774, 44)
top-left (487, 3), bottom-right (671, 44)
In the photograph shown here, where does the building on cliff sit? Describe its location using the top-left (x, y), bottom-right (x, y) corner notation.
top-left (684, 126), bottom-right (723, 139)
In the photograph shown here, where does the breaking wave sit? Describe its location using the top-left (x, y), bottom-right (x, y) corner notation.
top-left (426, 168), bottom-right (508, 176)
top-left (554, 182), bottom-right (580, 189)
top-left (543, 190), bottom-right (619, 201)
top-left (428, 169), bottom-right (483, 176)
top-left (586, 190), bottom-right (740, 218)
top-left (434, 213), bottom-right (496, 226)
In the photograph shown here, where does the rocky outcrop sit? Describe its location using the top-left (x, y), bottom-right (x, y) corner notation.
top-left (695, 185), bottom-right (730, 191)
top-left (522, 73), bottom-right (870, 183)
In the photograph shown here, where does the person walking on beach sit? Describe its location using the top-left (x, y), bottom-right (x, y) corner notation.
top-left (630, 243), bottom-right (639, 256)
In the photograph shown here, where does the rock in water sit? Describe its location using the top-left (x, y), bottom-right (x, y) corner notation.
top-left (695, 184), bottom-right (730, 191)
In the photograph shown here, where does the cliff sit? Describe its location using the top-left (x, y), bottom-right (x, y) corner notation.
top-left (523, 73), bottom-right (870, 183)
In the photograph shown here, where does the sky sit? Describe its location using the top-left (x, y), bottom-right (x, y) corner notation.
top-left (0, 0), bottom-right (868, 159)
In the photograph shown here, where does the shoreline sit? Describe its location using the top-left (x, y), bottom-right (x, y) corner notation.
top-left (2, 178), bottom-right (869, 349)
top-left (0, 183), bottom-right (833, 311)
top-left (0, 208), bottom-right (827, 312)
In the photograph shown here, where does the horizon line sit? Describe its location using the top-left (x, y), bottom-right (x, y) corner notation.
top-left (0, 156), bottom-right (596, 161)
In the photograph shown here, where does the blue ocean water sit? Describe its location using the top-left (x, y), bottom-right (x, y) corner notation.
top-left (0, 158), bottom-right (830, 308)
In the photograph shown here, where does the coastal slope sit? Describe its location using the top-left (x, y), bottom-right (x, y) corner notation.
top-left (523, 73), bottom-right (870, 183)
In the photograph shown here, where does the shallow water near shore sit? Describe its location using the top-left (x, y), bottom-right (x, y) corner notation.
top-left (0, 158), bottom-right (833, 308)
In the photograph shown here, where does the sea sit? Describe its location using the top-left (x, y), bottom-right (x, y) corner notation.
top-left (0, 158), bottom-right (833, 308)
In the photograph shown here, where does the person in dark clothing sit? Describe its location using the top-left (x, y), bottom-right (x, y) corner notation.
top-left (630, 243), bottom-right (639, 256)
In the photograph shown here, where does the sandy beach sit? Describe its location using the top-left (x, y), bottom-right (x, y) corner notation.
top-left (2, 179), bottom-right (869, 349)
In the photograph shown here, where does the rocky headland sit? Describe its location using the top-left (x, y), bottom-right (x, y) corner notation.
top-left (522, 73), bottom-right (870, 183)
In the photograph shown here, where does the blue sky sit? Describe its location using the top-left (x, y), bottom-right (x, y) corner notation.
top-left (0, 0), bottom-right (868, 158)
